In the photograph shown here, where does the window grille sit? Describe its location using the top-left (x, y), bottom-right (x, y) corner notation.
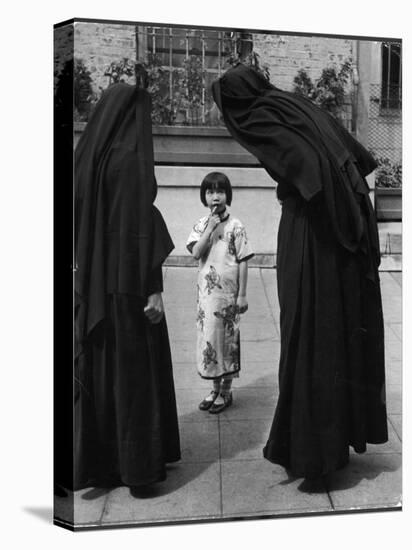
top-left (136, 26), bottom-right (241, 126)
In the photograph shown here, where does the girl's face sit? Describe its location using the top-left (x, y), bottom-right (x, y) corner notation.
top-left (205, 187), bottom-right (227, 213)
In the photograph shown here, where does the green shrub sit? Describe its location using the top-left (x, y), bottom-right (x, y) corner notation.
top-left (293, 60), bottom-right (352, 120)
top-left (74, 59), bottom-right (96, 121)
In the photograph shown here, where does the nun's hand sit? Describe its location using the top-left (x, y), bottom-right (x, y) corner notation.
top-left (144, 292), bottom-right (164, 324)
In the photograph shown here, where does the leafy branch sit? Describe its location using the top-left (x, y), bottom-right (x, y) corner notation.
top-left (293, 60), bottom-right (352, 119)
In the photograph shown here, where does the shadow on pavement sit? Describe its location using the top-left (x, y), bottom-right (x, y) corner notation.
top-left (125, 373), bottom-right (278, 498)
top-left (81, 487), bottom-right (112, 500)
top-left (323, 452), bottom-right (401, 493)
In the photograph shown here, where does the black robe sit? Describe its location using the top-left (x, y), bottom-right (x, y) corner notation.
top-left (74, 83), bottom-right (180, 489)
top-left (212, 64), bottom-right (388, 478)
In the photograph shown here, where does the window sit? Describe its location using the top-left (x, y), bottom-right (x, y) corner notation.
top-left (381, 42), bottom-right (402, 110)
top-left (136, 26), bottom-right (249, 126)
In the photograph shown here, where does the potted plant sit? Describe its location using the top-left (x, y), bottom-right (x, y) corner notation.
top-left (374, 157), bottom-right (402, 221)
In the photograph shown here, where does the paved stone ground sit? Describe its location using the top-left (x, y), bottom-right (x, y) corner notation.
top-left (57, 265), bottom-right (402, 529)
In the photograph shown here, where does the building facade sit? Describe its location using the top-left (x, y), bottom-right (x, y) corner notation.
top-left (56, 21), bottom-right (402, 263)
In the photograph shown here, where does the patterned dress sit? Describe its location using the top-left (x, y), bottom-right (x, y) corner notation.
top-left (187, 213), bottom-right (254, 379)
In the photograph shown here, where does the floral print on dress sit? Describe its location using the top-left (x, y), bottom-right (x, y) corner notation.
top-left (204, 265), bottom-right (223, 294)
top-left (236, 226), bottom-right (248, 244)
top-left (227, 231), bottom-right (237, 256)
top-left (213, 304), bottom-right (239, 336)
top-left (227, 226), bottom-right (248, 257)
top-left (197, 306), bottom-right (205, 330)
top-left (202, 341), bottom-right (218, 370)
top-left (229, 339), bottom-right (240, 371)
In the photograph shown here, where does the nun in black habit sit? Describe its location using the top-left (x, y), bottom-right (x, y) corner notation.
top-left (212, 63), bottom-right (388, 479)
top-left (74, 80), bottom-right (180, 491)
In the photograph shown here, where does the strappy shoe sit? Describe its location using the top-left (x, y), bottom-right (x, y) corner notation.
top-left (199, 390), bottom-right (219, 411)
top-left (209, 392), bottom-right (233, 414)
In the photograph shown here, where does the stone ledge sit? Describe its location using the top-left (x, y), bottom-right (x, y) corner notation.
top-left (164, 254), bottom-right (276, 268)
top-left (155, 165), bottom-right (277, 188)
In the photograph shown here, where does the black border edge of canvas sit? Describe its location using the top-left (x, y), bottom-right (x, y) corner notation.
top-left (54, 505), bottom-right (402, 532)
top-left (53, 21), bottom-right (75, 528)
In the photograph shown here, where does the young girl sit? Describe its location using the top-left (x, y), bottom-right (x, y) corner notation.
top-left (186, 172), bottom-right (254, 414)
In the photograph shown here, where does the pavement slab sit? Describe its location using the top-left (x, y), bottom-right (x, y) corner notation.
top-left (326, 453), bottom-right (402, 511)
top-left (388, 414), bottom-right (402, 440)
top-left (240, 320), bottom-right (280, 341)
top-left (169, 340), bottom-right (197, 364)
top-left (165, 322), bottom-right (197, 345)
top-left (389, 272), bottom-right (402, 287)
top-left (384, 323), bottom-right (401, 342)
top-left (179, 421), bottom-right (220, 463)
top-left (71, 488), bottom-right (108, 527)
top-left (381, 303), bottom-right (402, 324)
top-left (175, 388), bottom-right (220, 422)
top-left (381, 290), bottom-right (402, 323)
top-left (242, 340), bottom-right (281, 363)
top-left (385, 361), bottom-right (402, 385)
top-left (380, 270), bottom-right (401, 286)
top-left (219, 386), bottom-right (278, 421)
top-left (220, 418), bottom-right (270, 461)
top-left (101, 462), bottom-right (221, 525)
top-left (388, 322), bottom-right (402, 340)
top-left (385, 384), bottom-right (402, 414)
top-left (221, 459), bottom-right (332, 518)
top-left (233, 361), bottom-right (278, 388)
top-left (173, 364), bottom-right (211, 389)
top-left (70, 266), bottom-right (402, 527)
top-left (165, 306), bottom-right (197, 325)
top-left (174, 361), bottom-right (278, 391)
top-left (384, 339), bottom-right (402, 363)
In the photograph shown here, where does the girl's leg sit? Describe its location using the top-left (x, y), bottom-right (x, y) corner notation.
top-left (221, 374), bottom-right (234, 396)
top-left (209, 374), bottom-right (234, 413)
top-left (199, 379), bottom-right (221, 410)
top-left (212, 378), bottom-right (221, 395)
top-left (214, 374), bottom-right (233, 404)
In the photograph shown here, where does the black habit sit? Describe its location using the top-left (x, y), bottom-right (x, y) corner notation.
top-left (74, 83), bottom-right (180, 489)
top-left (212, 64), bottom-right (388, 478)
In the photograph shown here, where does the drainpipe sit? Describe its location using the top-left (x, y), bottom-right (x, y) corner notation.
top-left (352, 40), bottom-right (360, 136)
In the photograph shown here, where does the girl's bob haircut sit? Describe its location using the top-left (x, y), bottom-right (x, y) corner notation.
top-left (200, 171), bottom-right (232, 206)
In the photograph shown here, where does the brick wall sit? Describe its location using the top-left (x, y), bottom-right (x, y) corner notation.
top-left (74, 22), bottom-right (136, 96)
top-left (72, 24), bottom-right (355, 97)
top-left (253, 33), bottom-right (354, 92)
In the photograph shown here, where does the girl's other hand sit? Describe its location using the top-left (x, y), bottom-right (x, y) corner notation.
top-left (237, 295), bottom-right (248, 314)
top-left (144, 292), bottom-right (164, 323)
